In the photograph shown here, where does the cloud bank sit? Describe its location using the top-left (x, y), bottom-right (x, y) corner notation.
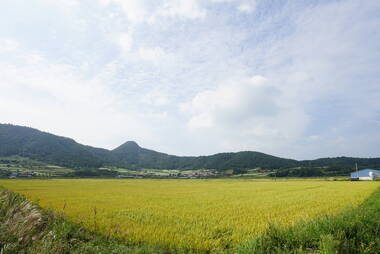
top-left (0, 0), bottom-right (379, 159)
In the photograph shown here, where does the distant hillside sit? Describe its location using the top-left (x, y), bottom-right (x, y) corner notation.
top-left (301, 157), bottom-right (380, 168)
top-left (0, 124), bottom-right (113, 168)
top-left (112, 142), bottom-right (299, 170)
top-left (1, 124), bottom-right (379, 171)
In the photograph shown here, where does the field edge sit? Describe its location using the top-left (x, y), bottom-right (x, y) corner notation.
top-left (237, 186), bottom-right (380, 253)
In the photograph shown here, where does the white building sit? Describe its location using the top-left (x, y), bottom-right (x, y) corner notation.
top-left (350, 169), bottom-right (380, 181)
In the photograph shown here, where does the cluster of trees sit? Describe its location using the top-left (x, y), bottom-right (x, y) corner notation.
top-left (0, 157), bottom-right (47, 169)
top-left (64, 169), bottom-right (119, 178)
top-left (300, 157), bottom-right (380, 168)
top-left (271, 168), bottom-right (324, 177)
top-left (270, 165), bottom-right (369, 177)
top-left (0, 169), bottom-right (10, 177)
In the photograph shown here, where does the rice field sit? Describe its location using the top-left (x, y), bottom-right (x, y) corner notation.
top-left (0, 179), bottom-right (378, 251)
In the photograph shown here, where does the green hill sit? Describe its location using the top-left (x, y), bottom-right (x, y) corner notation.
top-left (0, 124), bottom-right (112, 168)
top-left (1, 124), bottom-right (379, 172)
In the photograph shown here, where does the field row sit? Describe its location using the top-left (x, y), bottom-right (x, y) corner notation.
top-left (0, 179), bottom-right (378, 251)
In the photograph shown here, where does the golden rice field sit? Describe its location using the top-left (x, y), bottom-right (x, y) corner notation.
top-left (0, 179), bottom-right (378, 251)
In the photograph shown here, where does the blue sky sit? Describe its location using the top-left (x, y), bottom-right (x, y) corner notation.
top-left (0, 0), bottom-right (379, 159)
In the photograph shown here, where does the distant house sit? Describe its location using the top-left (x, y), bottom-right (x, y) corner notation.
top-left (350, 169), bottom-right (380, 181)
top-left (116, 175), bottom-right (128, 179)
top-left (9, 173), bottom-right (17, 179)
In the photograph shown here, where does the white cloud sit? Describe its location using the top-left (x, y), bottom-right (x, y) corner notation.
top-left (142, 89), bottom-right (170, 106)
top-left (237, 1), bottom-right (256, 13)
top-left (182, 75), bottom-right (309, 152)
top-left (38, 0), bottom-right (80, 9)
top-left (99, 0), bottom-right (149, 23)
top-left (0, 38), bottom-right (19, 53)
top-left (53, 0), bottom-right (80, 8)
top-left (211, 0), bottom-right (256, 14)
top-left (117, 31), bottom-right (134, 55)
top-left (0, 39), bottom-right (145, 149)
top-left (99, 0), bottom-right (207, 23)
top-left (158, 0), bottom-right (206, 20)
top-left (138, 46), bottom-right (166, 62)
top-left (183, 75), bottom-right (274, 128)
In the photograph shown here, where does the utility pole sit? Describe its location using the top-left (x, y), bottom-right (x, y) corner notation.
top-left (356, 163), bottom-right (359, 179)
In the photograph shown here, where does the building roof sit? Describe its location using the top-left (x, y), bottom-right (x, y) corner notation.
top-left (350, 169), bottom-right (380, 178)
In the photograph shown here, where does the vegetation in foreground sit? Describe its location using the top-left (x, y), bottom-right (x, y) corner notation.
top-left (0, 179), bottom-right (378, 252)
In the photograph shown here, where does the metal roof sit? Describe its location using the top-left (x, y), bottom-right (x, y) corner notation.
top-left (350, 169), bottom-right (380, 178)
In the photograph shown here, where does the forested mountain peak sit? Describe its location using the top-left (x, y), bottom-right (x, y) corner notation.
top-left (113, 141), bottom-right (140, 152)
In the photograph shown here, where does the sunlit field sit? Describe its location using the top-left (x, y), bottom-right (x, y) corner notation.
top-left (0, 179), bottom-right (378, 251)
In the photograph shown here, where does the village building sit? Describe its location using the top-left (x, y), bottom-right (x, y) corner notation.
top-left (350, 169), bottom-right (380, 181)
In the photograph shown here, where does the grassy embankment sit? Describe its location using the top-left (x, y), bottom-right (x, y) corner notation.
top-left (0, 182), bottom-right (379, 253)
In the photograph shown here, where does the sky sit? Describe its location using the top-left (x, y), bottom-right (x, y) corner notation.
top-left (0, 0), bottom-right (379, 160)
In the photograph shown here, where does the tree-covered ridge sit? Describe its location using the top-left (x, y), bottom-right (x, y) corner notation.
top-left (0, 124), bottom-right (112, 168)
top-left (1, 123), bottom-right (380, 171)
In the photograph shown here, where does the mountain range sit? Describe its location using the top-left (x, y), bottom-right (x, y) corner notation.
top-left (1, 123), bottom-right (379, 171)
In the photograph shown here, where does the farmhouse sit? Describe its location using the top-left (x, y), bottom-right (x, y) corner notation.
top-left (350, 169), bottom-right (380, 181)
